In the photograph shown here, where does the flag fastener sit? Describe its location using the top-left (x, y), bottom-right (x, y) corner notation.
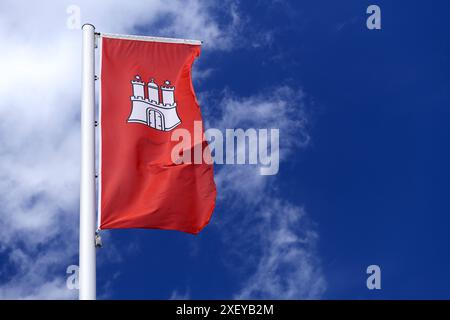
top-left (94, 33), bottom-right (100, 49)
top-left (95, 231), bottom-right (102, 248)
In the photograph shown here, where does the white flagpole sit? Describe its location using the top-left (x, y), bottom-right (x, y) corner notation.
top-left (79, 23), bottom-right (96, 300)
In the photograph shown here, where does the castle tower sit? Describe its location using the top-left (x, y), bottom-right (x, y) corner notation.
top-left (161, 80), bottom-right (175, 106)
top-left (147, 78), bottom-right (159, 103)
top-left (131, 75), bottom-right (145, 98)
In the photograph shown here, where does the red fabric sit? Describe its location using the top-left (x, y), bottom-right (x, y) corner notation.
top-left (99, 36), bottom-right (216, 234)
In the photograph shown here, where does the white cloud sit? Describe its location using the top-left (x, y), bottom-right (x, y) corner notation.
top-left (0, 245), bottom-right (77, 299)
top-left (0, 0), bottom-right (241, 299)
top-left (234, 201), bottom-right (326, 299)
top-left (206, 87), bottom-right (326, 299)
top-left (202, 86), bottom-right (310, 155)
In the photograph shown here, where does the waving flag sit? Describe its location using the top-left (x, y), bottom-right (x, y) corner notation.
top-left (98, 34), bottom-right (216, 234)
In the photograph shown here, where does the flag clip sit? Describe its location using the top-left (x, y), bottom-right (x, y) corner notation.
top-left (94, 33), bottom-right (100, 49)
top-left (95, 231), bottom-right (102, 248)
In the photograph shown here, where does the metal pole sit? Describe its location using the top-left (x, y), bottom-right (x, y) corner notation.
top-left (79, 23), bottom-right (96, 300)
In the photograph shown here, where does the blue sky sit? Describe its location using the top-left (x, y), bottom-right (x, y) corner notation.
top-left (0, 0), bottom-right (450, 299)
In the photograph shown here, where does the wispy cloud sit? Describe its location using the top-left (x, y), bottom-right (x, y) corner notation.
top-left (234, 200), bottom-right (325, 299)
top-left (205, 86), bottom-right (326, 299)
top-left (0, 245), bottom-right (77, 299)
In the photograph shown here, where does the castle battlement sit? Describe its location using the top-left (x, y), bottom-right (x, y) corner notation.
top-left (128, 75), bottom-right (181, 131)
top-left (161, 80), bottom-right (175, 91)
top-left (148, 79), bottom-right (158, 87)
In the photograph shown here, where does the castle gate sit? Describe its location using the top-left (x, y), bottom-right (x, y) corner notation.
top-left (147, 108), bottom-right (164, 131)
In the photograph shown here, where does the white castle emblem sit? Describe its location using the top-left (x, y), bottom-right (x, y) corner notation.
top-left (127, 75), bottom-right (181, 131)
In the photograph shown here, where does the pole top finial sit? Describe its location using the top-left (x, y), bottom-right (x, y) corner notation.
top-left (82, 23), bottom-right (96, 30)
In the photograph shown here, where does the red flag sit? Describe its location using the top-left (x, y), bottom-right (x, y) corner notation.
top-left (98, 34), bottom-right (216, 234)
